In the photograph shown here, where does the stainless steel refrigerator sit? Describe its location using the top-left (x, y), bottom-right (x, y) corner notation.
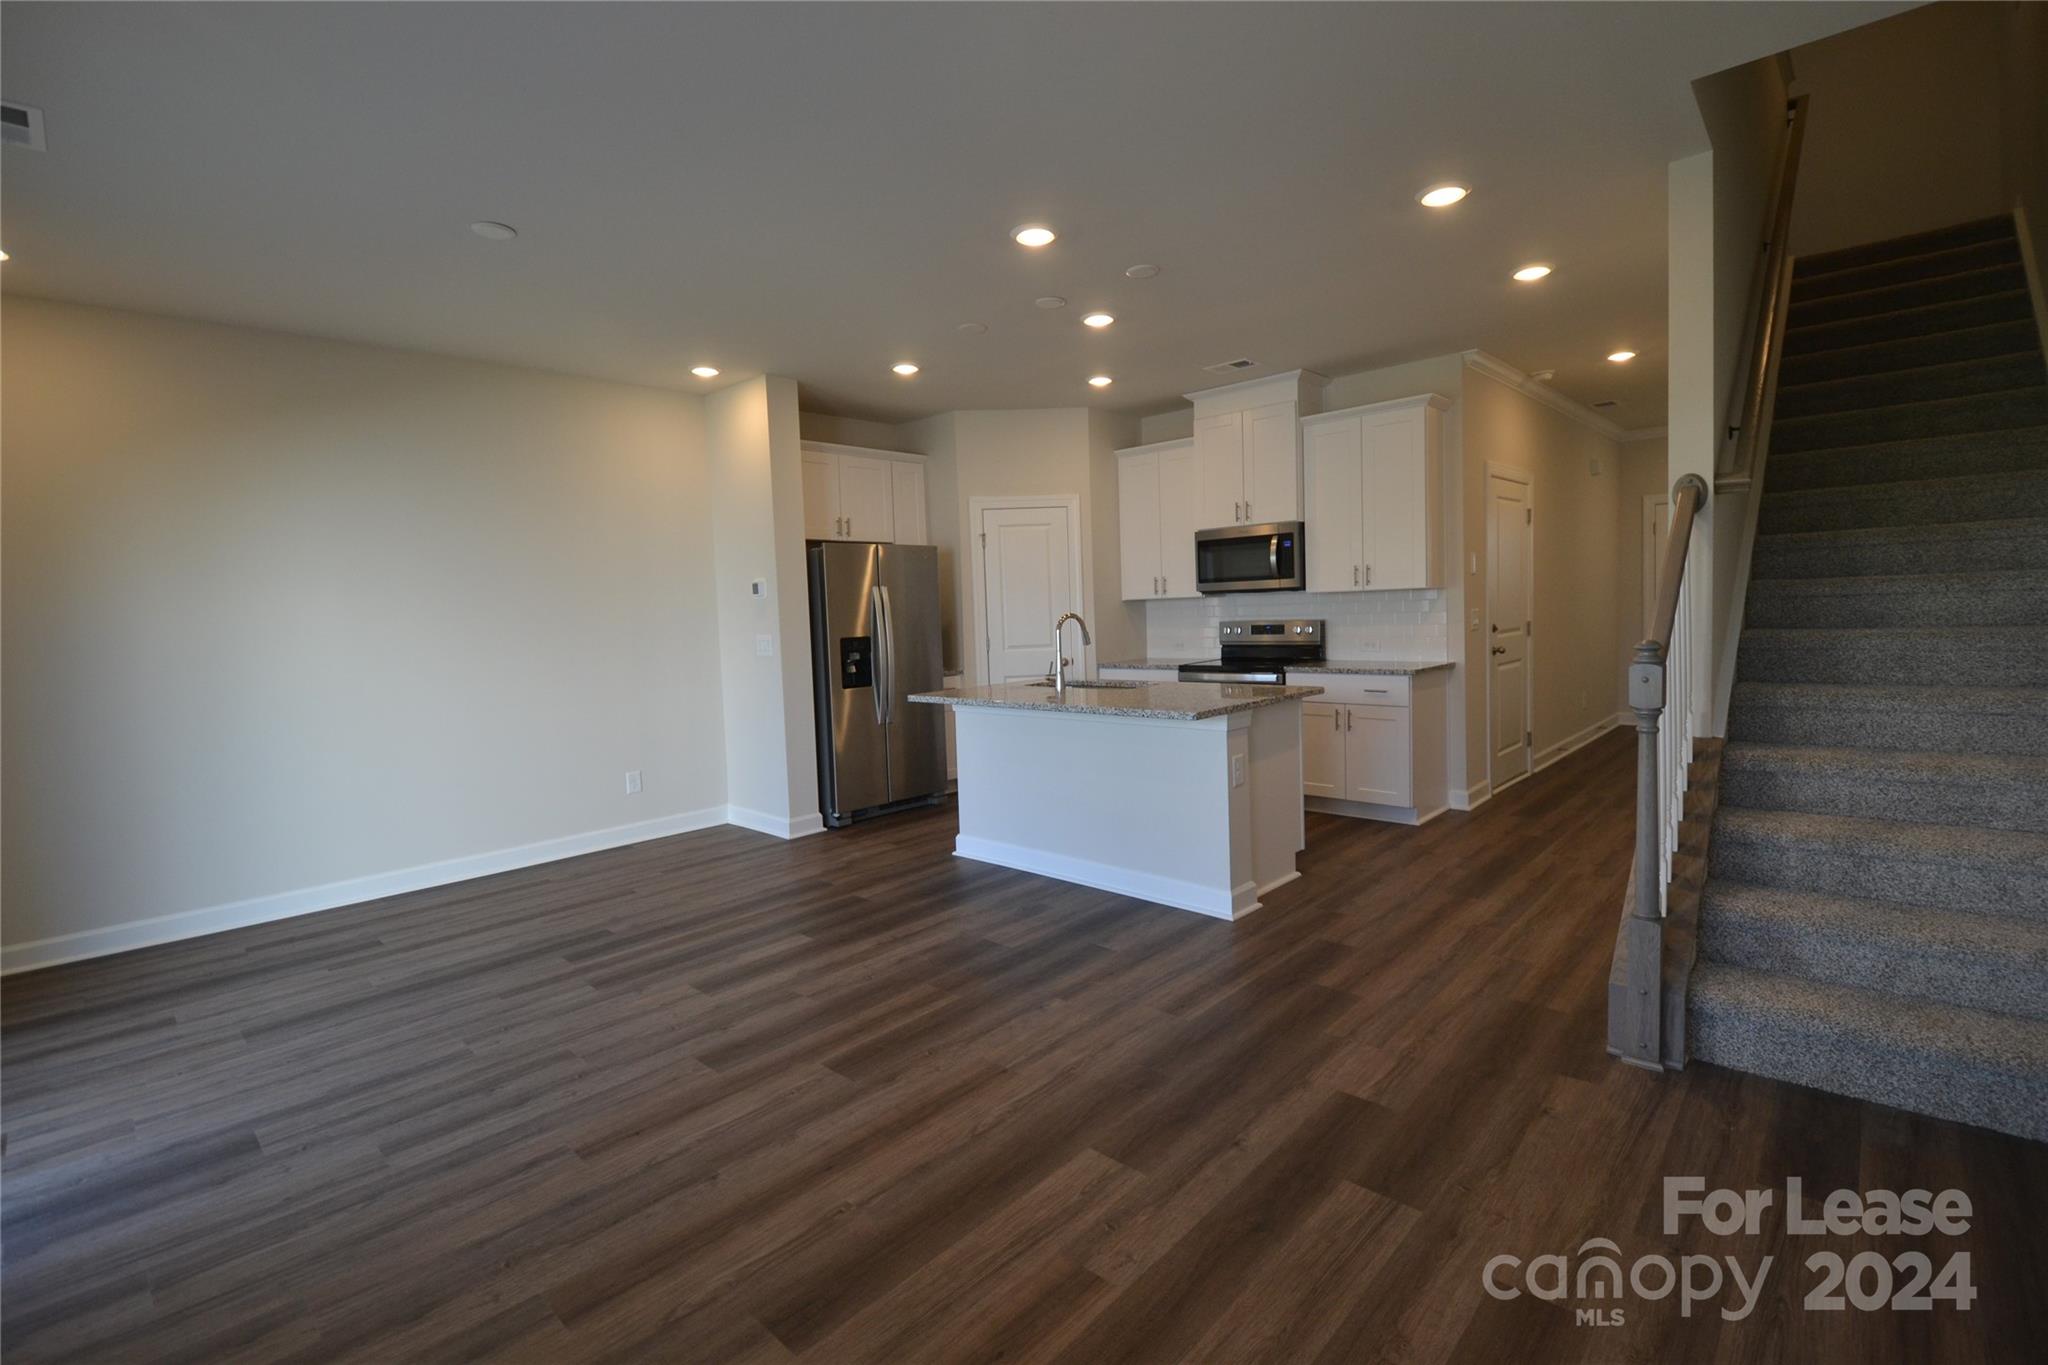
top-left (808, 541), bottom-right (948, 827)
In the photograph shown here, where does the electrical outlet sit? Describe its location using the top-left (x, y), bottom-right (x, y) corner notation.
top-left (755, 633), bottom-right (774, 657)
top-left (1231, 753), bottom-right (1247, 788)
top-left (624, 770), bottom-right (642, 795)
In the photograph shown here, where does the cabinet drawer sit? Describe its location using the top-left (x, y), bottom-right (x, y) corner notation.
top-left (1304, 674), bottom-right (1411, 708)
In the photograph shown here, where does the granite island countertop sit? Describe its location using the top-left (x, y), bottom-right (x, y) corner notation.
top-left (1099, 657), bottom-right (1454, 676)
top-left (909, 680), bottom-right (1323, 721)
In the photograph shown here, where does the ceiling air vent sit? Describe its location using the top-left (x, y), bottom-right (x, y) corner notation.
top-left (1592, 399), bottom-right (1620, 410)
top-left (1, 101), bottom-right (46, 151)
top-left (1203, 358), bottom-right (1258, 374)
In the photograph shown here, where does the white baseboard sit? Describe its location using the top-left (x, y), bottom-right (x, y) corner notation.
top-left (953, 834), bottom-right (1242, 920)
top-left (0, 806), bottom-right (730, 976)
top-left (725, 806), bottom-right (826, 840)
top-left (1533, 713), bottom-right (1630, 774)
top-left (1449, 781), bottom-right (1492, 812)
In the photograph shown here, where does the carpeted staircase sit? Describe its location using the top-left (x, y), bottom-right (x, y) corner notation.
top-left (1688, 214), bottom-right (2048, 1142)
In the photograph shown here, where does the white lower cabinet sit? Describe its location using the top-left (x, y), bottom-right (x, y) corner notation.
top-left (1298, 670), bottom-right (1448, 824)
top-left (1302, 703), bottom-right (1346, 798)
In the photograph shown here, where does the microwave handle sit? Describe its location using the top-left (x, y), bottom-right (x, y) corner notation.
top-left (1268, 535), bottom-right (1280, 580)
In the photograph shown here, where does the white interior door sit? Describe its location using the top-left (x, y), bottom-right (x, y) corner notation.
top-left (980, 504), bottom-right (1077, 683)
top-left (1157, 442), bottom-right (1201, 597)
top-left (1118, 451), bottom-right (1161, 600)
top-left (837, 454), bottom-right (896, 542)
top-left (1193, 411), bottom-right (1245, 528)
top-left (1488, 470), bottom-right (1533, 786)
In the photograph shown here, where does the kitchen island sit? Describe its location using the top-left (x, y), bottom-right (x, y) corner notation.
top-left (908, 680), bottom-right (1321, 919)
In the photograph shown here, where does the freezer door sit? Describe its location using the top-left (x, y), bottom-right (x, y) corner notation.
top-left (810, 541), bottom-right (891, 820)
top-left (878, 544), bottom-right (947, 802)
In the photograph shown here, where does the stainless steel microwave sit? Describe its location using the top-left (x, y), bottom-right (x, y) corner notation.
top-left (1195, 521), bottom-right (1305, 594)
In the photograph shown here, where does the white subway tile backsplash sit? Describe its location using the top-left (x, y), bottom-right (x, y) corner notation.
top-left (1145, 589), bottom-right (1451, 661)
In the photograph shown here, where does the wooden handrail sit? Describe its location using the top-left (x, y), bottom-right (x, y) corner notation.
top-left (1642, 475), bottom-right (1709, 658)
top-left (1719, 95), bottom-right (1809, 485)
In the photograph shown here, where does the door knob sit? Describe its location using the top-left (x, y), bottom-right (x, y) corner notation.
top-left (1492, 646), bottom-right (1507, 655)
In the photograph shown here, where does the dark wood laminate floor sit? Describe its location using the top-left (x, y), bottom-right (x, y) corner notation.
top-left (4, 730), bottom-right (2043, 1364)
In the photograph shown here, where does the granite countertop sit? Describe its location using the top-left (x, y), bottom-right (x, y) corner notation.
top-left (908, 680), bottom-right (1323, 721)
top-left (1099, 657), bottom-right (1454, 676)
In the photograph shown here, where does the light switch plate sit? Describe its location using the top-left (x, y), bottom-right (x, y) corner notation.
top-left (1231, 753), bottom-right (1247, 788)
top-left (625, 770), bottom-right (642, 795)
top-left (755, 633), bottom-right (774, 657)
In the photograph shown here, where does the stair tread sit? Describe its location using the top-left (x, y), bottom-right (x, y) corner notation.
top-left (1690, 963), bottom-right (2048, 1075)
top-left (1732, 680), bottom-right (2048, 711)
top-left (1794, 216), bottom-right (2018, 278)
top-left (1778, 320), bottom-right (2044, 385)
top-left (1786, 262), bottom-right (2030, 321)
top-left (1721, 740), bottom-right (2048, 786)
top-left (1782, 290), bottom-right (2033, 351)
top-left (1762, 465), bottom-right (2048, 504)
top-left (1770, 382), bottom-right (2048, 426)
top-left (1713, 805), bottom-right (2048, 870)
top-left (1748, 568), bottom-right (2048, 596)
top-left (1791, 238), bottom-right (2023, 298)
top-left (1757, 514), bottom-right (2048, 545)
top-left (1775, 348), bottom-right (2044, 396)
top-left (1702, 879), bottom-right (2048, 964)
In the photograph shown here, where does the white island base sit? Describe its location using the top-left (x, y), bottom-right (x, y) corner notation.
top-left (943, 695), bottom-right (1309, 919)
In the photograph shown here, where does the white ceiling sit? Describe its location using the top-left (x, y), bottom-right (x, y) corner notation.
top-left (1, 2), bottom-right (1907, 428)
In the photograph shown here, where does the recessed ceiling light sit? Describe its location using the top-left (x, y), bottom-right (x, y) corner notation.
top-left (1087, 375), bottom-right (1114, 388)
top-left (1416, 184), bottom-right (1469, 208)
top-left (1124, 263), bottom-right (1160, 280)
top-left (469, 221), bottom-right (518, 240)
top-left (1607, 350), bottom-right (1636, 363)
top-left (1035, 296), bottom-right (1067, 310)
top-left (690, 366), bottom-right (720, 379)
top-left (1512, 264), bottom-right (1552, 282)
top-left (956, 322), bottom-right (988, 335)
top-left (1013, 224), bottom-right (1056, 248)
top-left (892, 362), bottom-right (921, 377)
top-left (1082, 312), bottom-right (1115, 329)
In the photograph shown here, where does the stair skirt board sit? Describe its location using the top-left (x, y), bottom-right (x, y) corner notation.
top-left (1676, 214), bottom-right (2048, 1139)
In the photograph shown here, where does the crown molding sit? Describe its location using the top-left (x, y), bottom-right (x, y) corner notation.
top-left (1460, 349), bottom-right (1633, 442)
top-left (1619, 425), bottom-right (1668, 444)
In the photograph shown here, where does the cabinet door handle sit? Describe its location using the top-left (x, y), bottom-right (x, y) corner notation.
top-left (1333, 709), bottom-right (1340, 731)
top-left (1364, 564), bottom-right (1372, 586)
top-left (1346, 709), bottom-right (1353, 732)
top-left (1235, 500), bottom-right (1243, 523)
top-left (1353, 565), bottom-right (1360, 586)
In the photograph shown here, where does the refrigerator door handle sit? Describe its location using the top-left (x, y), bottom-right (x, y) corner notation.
top-left (878, 584), bottom-right (898, 725)
top-left (870, 585), bottom-right (889, 724)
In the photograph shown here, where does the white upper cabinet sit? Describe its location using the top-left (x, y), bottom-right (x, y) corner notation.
top-left (1302, 417), bottom-right (1363, 591)
top-left (1243, 402), bottom-right (1301, 524)
top-left (1194, 412), bottom-right (1246, 529)
top-left (1183, 370), bottom-right (1324, 529)
top-left (1118, 448), bottom-right (1162, 600)
top-left (1115, 439), bottom-right (1202, 600)
top-left (889, 459), bottom-right (927, 545)
top-left (800, 442), bottom-right (931, 544)
top-left (1301, 394), bottom-right (1448, 592)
